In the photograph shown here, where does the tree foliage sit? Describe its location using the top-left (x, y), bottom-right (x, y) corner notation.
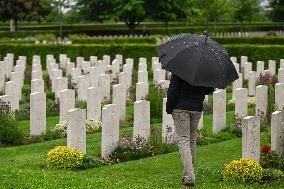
top-left (112, 0), bottom-right (146, 34)
top-left (233, 0), bottom-right (262, 24)
top-left (145, 0), bottom-right (186, 33)
top-left (269, 0), bottom-right (284, 22)
top-left (76, 0), bottom-right (114, 22)
top-left (0, 0), bottom-right (51, 30)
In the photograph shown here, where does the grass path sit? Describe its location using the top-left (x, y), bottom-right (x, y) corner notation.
top-left (0, 134), bottom-right (282, 189)
top-left (2, 103), bottom-right (281, 188)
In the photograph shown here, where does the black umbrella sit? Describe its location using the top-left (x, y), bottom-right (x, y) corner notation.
top-left (157, 33), bottom-right (238, 89)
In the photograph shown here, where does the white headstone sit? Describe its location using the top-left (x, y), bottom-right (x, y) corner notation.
top-left (138, 71), bottom-right (148, 83)
top-left (112, 84), bottom-right (126, 122)
top-left (138, 63), bottom-right (147, 72)
top-left (31, 79), bottom-right (44, 93)
top-left (248, 71), bottom-right (257, 96)
top-left (60, 89), bottom-right (75, 122)
top-left (268, 60), bottom-right (276, 75)
top-left (87, 87), bottom-right (101, 121)
top-left (139, 57), bottom-right (147, 65)
top-left (67, 108), bottom-right (86, 153)
top-left (275, 83), bottom-right (284, 110)
top-left (55, 77), bottom-right (68, 99)
top-left (235, 88), bottom-right (248, 118)
top-left (99, 74), bottom-right (110, 102)
top-left (5, 81), bottom-right (19, 110)
top-left (66, 62), bottom-right (75, 77)
top-left (123, 63), bottom-right (132, 88)
top-left (278, 68), bottom-right (284, 83)
top-left (133, 100), bottom-right (150, 141)
top-left (136, 82), bottom-right (149, 101)
top-left (244, 62), bottom-right (252, 79)
top-left (233, 63), bottom-right (240, 73)
top-left (242, 116), bottom-right (260, 162)
top-left (162, 98), bottom-right (175, 143)
top-left (256, 61), bottom-right (265, 77)
top-left (240, 56), bottom-right (248, 68)
top-left (103, 55), bottom-right (111, 67)
top-left (77, 75), bottom-right (89, 101)
top-left (71, 68), bottom-right (81, 84)
top-left (76, 57), bottom-right (84, 69)
top-left (233, 73), bottom-right (243, 101)
top-left (230, 57), bottom-right (237, 63)
top-left (213, 89), bottom-right (226, 133)
top-left (255, 85), bottom-right (268, 120)
top-left (30, 92), bottom-right (46, 136)
top-left (271, 111), bottom-right (284, 157)
top-left (101, 104), bottom-right (119, 158)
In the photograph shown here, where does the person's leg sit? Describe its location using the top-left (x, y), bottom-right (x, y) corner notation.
top-left (189, 111), bottom-right (202, 167)
top-left (172, 109), bottom-right (194, 183)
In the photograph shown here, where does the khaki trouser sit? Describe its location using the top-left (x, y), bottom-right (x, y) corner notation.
top-left (172, 109), bottom-right (202, 182)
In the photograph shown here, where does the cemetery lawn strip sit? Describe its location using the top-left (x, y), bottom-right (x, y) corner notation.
top-left (0, 134), bottom-right (282, 189)
top-left (20, 116), bottom-right (59, 135)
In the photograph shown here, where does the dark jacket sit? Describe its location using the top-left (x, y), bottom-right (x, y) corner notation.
top-left (166, 74), bottom-right (214, 114)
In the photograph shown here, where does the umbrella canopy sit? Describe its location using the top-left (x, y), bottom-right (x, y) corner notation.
top-left (157, 33), bottom-right (238, 89)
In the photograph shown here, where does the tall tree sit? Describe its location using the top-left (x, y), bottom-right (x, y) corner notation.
top-left (233, 0), bottom-right (262, 30)
top-left (75, 0), bottom-right (114, 23)
top-left (0, 0), bottom-right (51, 31)
top-left (268, 0), bottom-right (284, 21)
top-left (192, 0), bottom-right (233, 30)
top-left (112, 0), bottom-right (146, 34)
top-left (145, 0), bottom-right (186, 34)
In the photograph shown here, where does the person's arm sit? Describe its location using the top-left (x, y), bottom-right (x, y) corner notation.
top-left (166, 74), bottom-right (182, 114)
top-left (202, 87), bottom-right (215, 95)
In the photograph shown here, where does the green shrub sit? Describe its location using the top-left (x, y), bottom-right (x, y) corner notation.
top-left (213, 36), bottom-right (284, 45)
top-left (0, 100), bottom-right (24, 145)
top-left (75, 99), bottom-right (87, 109)
top-left (47, 146), bottom-right (85, 170)
top-left (222, 158), bottom-right (263, 183)
top-left (260, 151), bottom-right (284, 171)
top-left (262, 168), bottom-right (284, 183)
top-left (146, 84), bottom-right (166, 123)
top-left (80, 156), bottom-right (110, 169)
top-left (35, 34), bottom-right (57, 42)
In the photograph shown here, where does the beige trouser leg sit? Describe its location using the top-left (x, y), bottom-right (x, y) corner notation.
top-left (172, 109), bottom-right (201, 182)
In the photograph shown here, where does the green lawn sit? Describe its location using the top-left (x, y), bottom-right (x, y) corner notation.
top-left (0, 130), bottom-right (282, 189)
top-left (3, 92), bottom-right (281, 188)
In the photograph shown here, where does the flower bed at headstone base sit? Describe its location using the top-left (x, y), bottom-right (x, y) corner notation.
top-left (222, 146), bottom-right (284, 184)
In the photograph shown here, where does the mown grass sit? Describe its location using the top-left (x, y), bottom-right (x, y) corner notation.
top-left (0, 128), bottom-right (281, 189)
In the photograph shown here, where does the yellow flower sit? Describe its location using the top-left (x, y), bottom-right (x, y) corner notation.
top-left (47, 146), bottom-right (85, 170)
top-left (222, 158), bottom-right (263, 183)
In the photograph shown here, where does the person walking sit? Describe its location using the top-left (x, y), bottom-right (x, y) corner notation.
top-left (157, 33), bottom-right (238, 187)
top-left (166, 74), bottom-right (214, 187)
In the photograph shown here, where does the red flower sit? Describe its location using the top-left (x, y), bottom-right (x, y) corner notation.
top-left (261, 145), bottom-right (272, 154)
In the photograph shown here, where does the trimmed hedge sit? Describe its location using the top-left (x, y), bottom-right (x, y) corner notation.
top-left (1, 23), bottom-right (284, 37)
top-left (71, 37), bottom-right (157, 44)
top-left (213, 37), bottom-right (284, 45)
top-left (0, 44), bottom-right (283, 70)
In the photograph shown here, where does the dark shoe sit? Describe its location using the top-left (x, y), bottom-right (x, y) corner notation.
top-left (182, 177), bottom-right (195, 187)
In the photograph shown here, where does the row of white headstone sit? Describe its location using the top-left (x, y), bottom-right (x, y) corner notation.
top-left (0, 54), bottom-right (26, 111)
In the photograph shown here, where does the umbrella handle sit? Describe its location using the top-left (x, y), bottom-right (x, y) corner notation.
top-left (159, 54), bottom-right (166, 62)
top-left (203, 31), bottom-right (208, 43)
